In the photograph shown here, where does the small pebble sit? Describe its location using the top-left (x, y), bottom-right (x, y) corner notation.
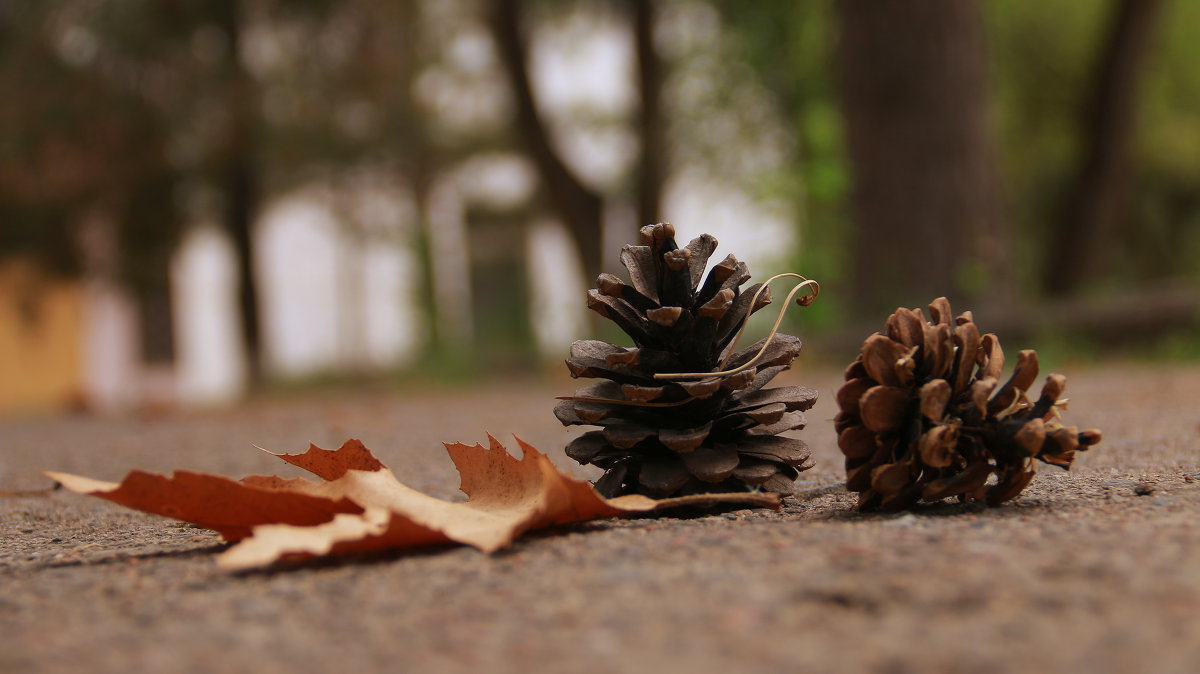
top-left (1134, 482), bottom-right (1155, 496)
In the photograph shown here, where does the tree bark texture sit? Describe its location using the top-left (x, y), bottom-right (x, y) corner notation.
top-left (1043, 0), bottom-right (1164, 296)
top-left (836, 0), bottom-right (1003, 316)
top-left (490, 0), bottom-right (605, 283)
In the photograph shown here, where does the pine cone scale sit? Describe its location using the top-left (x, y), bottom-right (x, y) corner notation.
top-left (886, 307), bottom-right (926, 347)
top-left (858, 386), bottom-right (911, 433)
top-left (603, 423), bottom-right (658, 449)
top-left (693, 255), bottom-right (745, 309)
top-left (952, 321), bottom-right (981, 393)
top-left (862, 334), bottom-right (912, 387)
top-left (728, 385), bottom-right (818, 412)
top-left (586, 290), bottom-right (655, 346)
top-left (738, 401), bottom-right (784, 425)
top-left (731, 460), bottom-right (780, 484)
top-left (619, 245), bottom-right (660, 303)
top-left (736, 435), bottom-right (812, 465)
top-left (836, 378), bottom-right (873, 416)
top-left (565, 431), bottom-right (610, 463)
top-left (659, 423), bottom-right (713, 453)
top-left (727, 334), bottom-right (802, 371)
top-left (838, 426), bottom-right (877, 460)
top-left (638, 455), bottom-right (691, 495)
top-left (681, 445), bottom-right (740, 482)
top-left (745, 410), bottom-right (808, 436)
top-left (683, 234), bottom-right (719, 286)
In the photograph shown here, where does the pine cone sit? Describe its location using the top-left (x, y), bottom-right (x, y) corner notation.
top-left (835, 297), bottom-right (1102, 511)
top-left (554, 224), bottom-right (818, 498)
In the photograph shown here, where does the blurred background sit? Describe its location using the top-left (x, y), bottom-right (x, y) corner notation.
top-left (2, 0), bottom-right (1198, 415)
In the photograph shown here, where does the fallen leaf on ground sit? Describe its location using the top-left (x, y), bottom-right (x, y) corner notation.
top-left (46, 435), bottom-right (780, 569)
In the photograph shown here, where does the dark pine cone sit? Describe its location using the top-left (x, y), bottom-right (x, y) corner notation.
top-left (835, 297), bottom-right (1102, 511)
top-left (554, 224), bottom-right (818, 498)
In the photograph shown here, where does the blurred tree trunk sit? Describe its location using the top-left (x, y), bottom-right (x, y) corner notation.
top-left (492, 0), bottom-right (669, 281)
top-left (227, 145), bottom-right (260, 382)
top-left (491, 0), bottom-right (604, 282)
top-left (409, 158), bottom-right (440, 348)
top-left (631, 0), bottom-right (664, 228)
top-left (215, 0), bottom-right (263, 383)
top-left (1043, 0), bottom-right (1164, 296)
top-left (394, 4), bottom-right (442, 354)
top-left (836, 0), bottom-right (1004, 316)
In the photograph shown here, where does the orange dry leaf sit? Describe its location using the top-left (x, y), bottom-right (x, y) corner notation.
top-left (46, 435), bottom-right (780, 570)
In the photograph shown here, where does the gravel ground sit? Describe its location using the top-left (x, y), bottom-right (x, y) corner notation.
top-left (2, 363), bottom-right (1199, 674)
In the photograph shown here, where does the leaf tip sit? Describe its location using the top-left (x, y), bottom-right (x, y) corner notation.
top-left (42, 470), bottom-right (118, 495)
top-left (486, 433), bottom-right (505, 452)
top-left (512, 435), bottom-right (545, 460)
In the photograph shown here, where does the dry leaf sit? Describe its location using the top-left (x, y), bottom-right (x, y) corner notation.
top-left (46, 435), bottom-right (780, 570)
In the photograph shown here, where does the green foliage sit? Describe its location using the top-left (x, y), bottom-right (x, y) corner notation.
top-left (986, 0), bottom-right (1103, 294)
top-left (710, 1), bottom-right (850, 332)
top-left (1129, 0), bottom-right (1200, 284)
top-left (1136, 327), bottom-right (1200, 362)
top-left (988, 0), bottom-right (1200, 291)
top-left (718, 0), bottom-right (1200, 320)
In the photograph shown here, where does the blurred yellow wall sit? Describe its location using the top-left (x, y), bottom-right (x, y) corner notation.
top-left (0, 259), bottom-right (83, 414)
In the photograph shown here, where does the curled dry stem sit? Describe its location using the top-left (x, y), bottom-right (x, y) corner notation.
top-left (656, 273), bottom-right (819, 381)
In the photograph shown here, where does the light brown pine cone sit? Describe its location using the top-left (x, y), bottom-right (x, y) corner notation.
top-left (835, 297), bottom-right (1102, 511)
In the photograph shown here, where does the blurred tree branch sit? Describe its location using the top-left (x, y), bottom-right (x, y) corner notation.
top-left (213, 0), bottom-right (264, 383)
top-left (490, 0), bottom-right (605, 282)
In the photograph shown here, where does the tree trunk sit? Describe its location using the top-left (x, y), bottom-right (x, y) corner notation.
top-left (631, 0), bottom-right (664, 229)
top-left (836, 0), bottom-right (1003, 317)
top-left (408, 155), bottom-right (441, 351)
top-left (228, 149), bottom-right (260, 382)
top-left (490, 0), bottom-right (604, 282)
top-left (215, 0), bottom-right (262, 383)
top-left (1042, 0), bottom-right (1164, 296)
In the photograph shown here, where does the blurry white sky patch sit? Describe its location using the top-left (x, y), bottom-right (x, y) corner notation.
top-left (664, 171), bottom-right (796, 277)
top-left (256, 184), bottom-right (421, 378)
top-left (454, 153), bottom-right (537, 209)
top-left (412, 19), bottom-right (512, 140)
top-left (530, 3), bottom-right (638, 192)
top-left (356, 237), bottom-right (422, 369)
top-left (257, 193), bottom-right (342, 376)
top-left (171, 226), bottom-right (245, 406)
top-left (526, 218), bottom-right (588, 352)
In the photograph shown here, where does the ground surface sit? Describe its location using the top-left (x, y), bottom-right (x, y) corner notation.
top-left (2, 363), bottom-right (1199, 674)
